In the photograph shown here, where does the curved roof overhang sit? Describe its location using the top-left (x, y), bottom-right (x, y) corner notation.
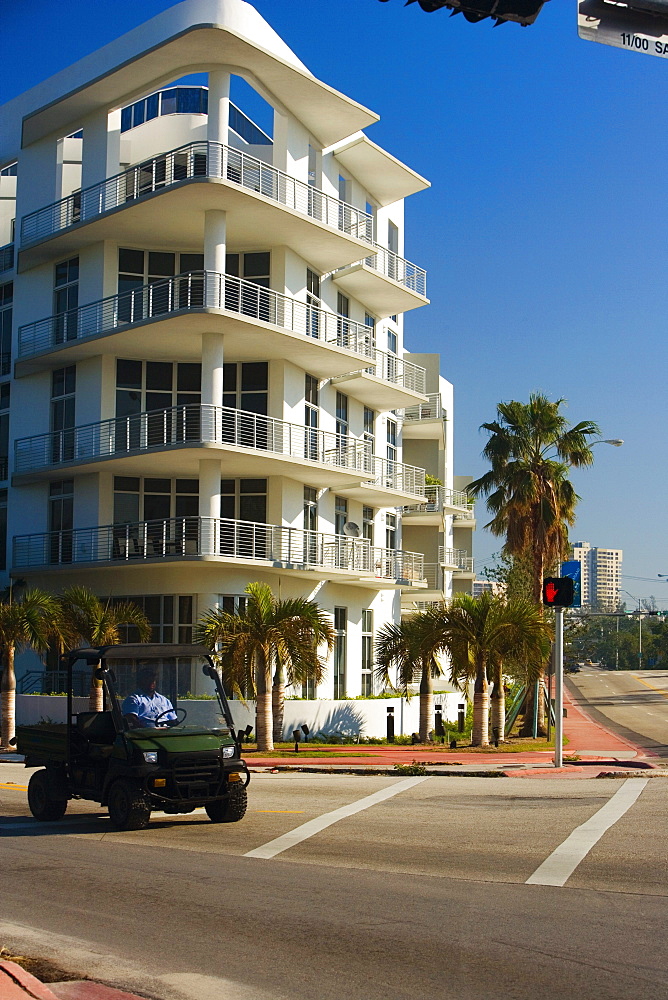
top-left (15, 1), bottom-right (378, 149)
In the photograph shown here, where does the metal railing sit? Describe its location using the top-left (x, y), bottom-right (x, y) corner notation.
top-left (13, 515), bottom-right (423, 582)
top-left (0, 243), bottom-right (13, 273)
top-left (18, 270), bottom-right (377, 361)
top-left (360, 349), bottom-right (426, 394)
top-left (402, 484), bottom-right (474, 515)
top-left (363, 244), bottom-right (426, 297)
top-left (15, 404), bottom-right (372, 476)
top-left (366, 457), bottom-right (425, 495)
top-left (19, 669), bottom-right (89, 696)
top-left (20, 140), bottom-right (373, 247)
top-left (423, 563), bottom-right (446, 591)
top-left (400, 393), bottom-right (443, 423)
top-left (439, 546), bottom-right (474, 572)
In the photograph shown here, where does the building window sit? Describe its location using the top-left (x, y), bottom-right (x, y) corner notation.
top-left (116, 359), bottom-right (201, 448)
top-left (51, 366), bottom-right (76, 463)
top-left (306, 268), bottom-right (320, 339)
top-left (337, 291), bottom-right (349, 347)
top-left (335, 496), bottom-right (348, 536)
top-left (333, 606), bottom-right (347, 699)
top-left (0, 488), bottom-right (6, 570)
top-left (113, 594), bottom-right (194, 645)
top-left (336, 391), bottom-right (349, 439)
top-left (0, 282), bottom-right (12, 376)
top-left (363, 407), bottom-right (375, 453)
top-left (363, 505), bottom-right (374, 544)
top-left (113, 476), bottom-right (199, 557)
top-left (364, 312), bottom-right (376, 352)
top-left (361, 609), bottom-right (374, 696)
top-left (0, 383), bottom-right (9, 482)
top-left (223, 361), bottom-right (268, 415)
top-left (365, 201), bottom-right (376, 241)
top-left (388, 220), bottom-right (399, 254)
top-left (49, 479), bottom-right (74, 564)
top-left (386, 512), bottom-right (397, 550)
top-left (386, 418), bottom-right (397, 467)
top-left (120, 87), bottom-right (208, 132)
top-left (305, 373), bottom-right (318, 461)
top-left (387, 328), bottom-right (398, 355)
top-left (220, 478), bottom-right (267, 523)
top-left (53, 257), bottom-right (78, 342)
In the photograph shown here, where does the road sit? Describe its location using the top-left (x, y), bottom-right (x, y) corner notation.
top-left (567, 667), bottom-right (668, 756)
top-left (1, 765), bottom-right (667, 1000)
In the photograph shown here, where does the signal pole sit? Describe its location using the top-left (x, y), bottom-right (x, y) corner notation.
top-left (554, 606), bottom-right (564, 768)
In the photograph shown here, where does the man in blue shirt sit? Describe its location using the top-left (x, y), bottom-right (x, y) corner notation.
top-left (122, 666), bottom-right (177, 729)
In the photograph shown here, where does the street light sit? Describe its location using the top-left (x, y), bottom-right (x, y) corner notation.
top-left (621, 589), bottom-right (644, 670)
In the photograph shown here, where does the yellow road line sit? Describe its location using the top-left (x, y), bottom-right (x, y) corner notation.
top-left (0, 783), bottom-right (27, 791)
top-left (255, 810), bottom-right (304, 814)
top-left (634, 676), bottom-right (668, 700)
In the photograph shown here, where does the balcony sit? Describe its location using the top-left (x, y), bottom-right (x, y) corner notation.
top-left (340, 456), bottom-right (425, 506)
top-left (13, 516), bottom-right (424, 589)
top-left (439, 547), bottom-right (474, 573)
top-left (399, 393), bottom-right (445, 441)
top-left (15, 271), bottom-right (376, 379)
top-left (13, 404), bottom-right (372, 488)
top-left (0, 243), bottom-right (13, 274)
top-left (18, 142), bottom-right (373, 273)
top-left (332, 349), bottom-right (427, 410)
top-left (402, 485), bottom-right (474, 524)
top-left (333, 243), bottom-right (428, 316)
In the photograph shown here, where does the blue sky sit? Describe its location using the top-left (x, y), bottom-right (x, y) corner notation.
top-left (1, 0), bottom-right (666, 605)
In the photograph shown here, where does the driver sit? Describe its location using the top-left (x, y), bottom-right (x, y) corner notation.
top-left (122, 666), bottom-right (177, 729)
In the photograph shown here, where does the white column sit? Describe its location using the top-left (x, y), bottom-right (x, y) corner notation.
top-left (199, 458), bottom-right (221, 556)
top-left (207, 69), bottom-right (231, 144)
top-left (204, 209), bottom-right (227, 274)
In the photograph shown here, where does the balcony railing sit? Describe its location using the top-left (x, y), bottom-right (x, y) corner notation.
top-left (366, 457), bottom-right (425, 495)
top-left (423, 563), bottom-right (446, 591)
top-left (0, 243), bottom-right (13, 274)
top-left (402, 484), bottom-right (474, 515)
top-left (20, 141), bottom-right (373, 247)
top-left (14, 404), bottom-right (372, 476)
top-left (363, 244), bottom-right (427, 298)
top-left (17, 270), bottom-right (377, 361)
top-left (400, 393), bottom-right (443, 423)
top-left (358, 349), bottom-right (425, 394)
top-left (13, 516), bottom-right (423, 583)
top-left (439, 546), bottom-right (474, 572)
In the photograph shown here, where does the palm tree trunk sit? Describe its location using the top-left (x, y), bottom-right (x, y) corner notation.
top-left (255, 651), bottom-right (273, 753)
top-left (490, 671), bottom-right (505, 743)
top-left (520, 540), bottom-right (547, 736)
top-left (0, 645), bottom-right (16, 749)
top-left (418, 663), bottom-right (433, 743)
top-left (472, 664), bottom-right (489, 746)
top-left (89, 670), bottom-right (103, 712)
top-left (272, 662), bottom-right (285, 744)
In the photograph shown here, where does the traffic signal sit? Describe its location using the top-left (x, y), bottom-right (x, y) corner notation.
top-left (543, 577), bottom-right (575, 607)
top-left (378, 0), bottom-right (549, 27)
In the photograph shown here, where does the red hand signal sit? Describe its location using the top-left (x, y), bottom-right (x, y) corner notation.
top-left (545, 582), bottom-right (558, 603)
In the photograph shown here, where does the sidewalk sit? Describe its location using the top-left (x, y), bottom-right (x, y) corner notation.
top-left (244, 685), bottom-right (659, 777)
top-left (0, 962), bottom-right (146, 1000)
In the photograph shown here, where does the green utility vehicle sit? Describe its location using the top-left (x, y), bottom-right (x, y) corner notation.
top-left (15, 644), bottom-right (250, 830)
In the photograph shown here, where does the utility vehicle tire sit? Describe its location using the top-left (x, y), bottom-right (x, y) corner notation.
top-left (107, 779), bottom-right (151, 830)
top-left (27, 769), bottom-right (67, 822)
top-left (206, 783), bottom-right (247, 823)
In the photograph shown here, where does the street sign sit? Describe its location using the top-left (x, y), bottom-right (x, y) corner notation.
top-left (560, 560), bottom-right (582, 608)
top-left (578, 1), bottom-right (668, 60)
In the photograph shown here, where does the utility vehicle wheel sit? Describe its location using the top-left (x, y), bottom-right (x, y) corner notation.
top-left (27, 769), bottom-right (67, 822)
top-left (206, 783), bottom-right (247, 823)
top-left (107, 779), bottom-right (151, 830)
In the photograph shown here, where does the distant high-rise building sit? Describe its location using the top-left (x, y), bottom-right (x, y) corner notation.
top-left (569, 541), bottom-right (622, 609)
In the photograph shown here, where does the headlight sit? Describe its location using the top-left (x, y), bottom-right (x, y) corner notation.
top-left (143, 751), bottom-right (158, 764)
top-left (221, 746), bottom-right (235, 759)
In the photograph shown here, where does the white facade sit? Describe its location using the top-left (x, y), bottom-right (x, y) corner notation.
top-left (570, 540), bottom-right (623, 610)
top-left (0, 0), bottom-right (467, 698)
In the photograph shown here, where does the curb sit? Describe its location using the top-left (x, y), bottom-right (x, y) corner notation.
top-left (0, 964), bottom-right (146, 1000)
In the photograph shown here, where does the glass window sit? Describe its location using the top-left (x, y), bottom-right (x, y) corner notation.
top-left (333, 607), bottom-right (347, 700)
top-left (0, 282), bottom-right (12, 376)
top-left (335, 496), bottom-right (348, 536)
top-left (361, 609), bottom-right (374, 697)
top-left (336, 392), bottom-right (348, 438)
top-left (0, 488), bottom-right (6, 569)
top-left (363, 506), bottom-right (374, 544)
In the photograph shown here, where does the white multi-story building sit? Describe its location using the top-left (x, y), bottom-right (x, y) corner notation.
top-left (569, 540), bottom-right (622, 610)
top-left (0, 0), bottom-right (471, 699)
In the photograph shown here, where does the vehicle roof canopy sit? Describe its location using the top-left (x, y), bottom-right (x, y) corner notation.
top-left (69, 644), bottom-right (213, 662)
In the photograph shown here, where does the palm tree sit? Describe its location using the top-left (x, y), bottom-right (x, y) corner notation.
top-left (374, 612), bottom-right (446, 743)
top-left (468, 394), bottom-right (599, 604)
top-left (0, 589), bottom-right (58, 749)
top-left (467, 394), bottom-right (599, 735)
top-left (430, 593), bottom-right (552, 746)
top-left (196, 582), bottom-right (334, 752)
top-left (55, 587), bottom-right (151, 710)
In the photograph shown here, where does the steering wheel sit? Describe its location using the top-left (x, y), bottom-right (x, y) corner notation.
top-left (155, 707), bottom-right (187, 727)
